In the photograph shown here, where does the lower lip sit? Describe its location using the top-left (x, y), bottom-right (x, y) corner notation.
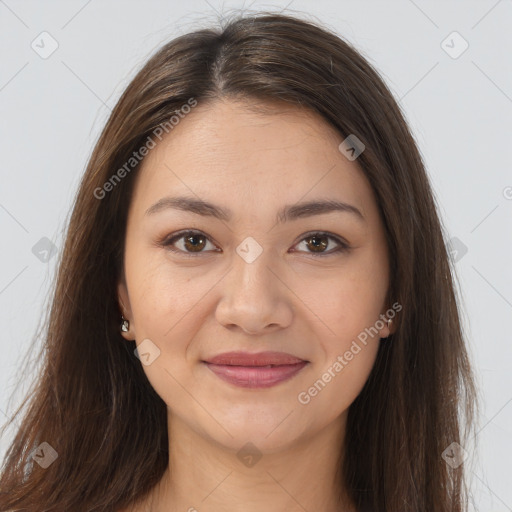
top-left (204, 361), bottom-right (308, 388)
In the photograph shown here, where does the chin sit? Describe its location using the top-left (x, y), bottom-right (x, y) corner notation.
top-left (202, 414), bottom-right (306, 455)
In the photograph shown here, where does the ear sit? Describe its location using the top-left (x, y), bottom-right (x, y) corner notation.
top-left (117, 279), bottom-right (136, 341)
top-left (378, 311), bottom-right (397, 340)
top-left (388, 317), bottom-right (397, 336)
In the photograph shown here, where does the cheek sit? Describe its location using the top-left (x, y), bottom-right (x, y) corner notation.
top-left (297, 341), bottom-right (379, 421)
top-left (296, 254), bottom-right (386, 411)
top-left (125, 248), bottom-right (218, 361)
top-left (127, 268), bottom-right (200, 411)
top-left (126, 250), bottom-right (201, 334)
top-left (307, 260), bottom-right (388, 342)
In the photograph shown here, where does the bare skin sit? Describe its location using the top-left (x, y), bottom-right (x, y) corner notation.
top-left (117, 97), bottom-right (395, 512)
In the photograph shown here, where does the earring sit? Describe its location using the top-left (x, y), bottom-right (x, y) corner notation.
top-left (387, 318), bottom-right (393, 329)
top-left (121, 316), bottom-right (130, 333)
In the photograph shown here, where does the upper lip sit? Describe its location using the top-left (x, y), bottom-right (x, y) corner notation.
top-left (203, 351), bottom-right (307, 366)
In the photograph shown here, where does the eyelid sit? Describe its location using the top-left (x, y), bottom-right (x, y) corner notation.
top-left (159, 229), bottom-right (350, 257)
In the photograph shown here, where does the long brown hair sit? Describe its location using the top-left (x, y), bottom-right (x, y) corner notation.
top-left (0, 11), bottom-right (477, 511)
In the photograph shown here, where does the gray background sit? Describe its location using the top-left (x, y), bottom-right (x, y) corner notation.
top-left (1, 0), bottom-right (511, 509)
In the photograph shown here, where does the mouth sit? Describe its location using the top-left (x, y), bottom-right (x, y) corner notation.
top-left (202, 351), bottom-right (309, 389)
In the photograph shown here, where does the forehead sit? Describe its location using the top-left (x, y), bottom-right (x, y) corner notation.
top-left (130, 98), bottom-right (377, 223)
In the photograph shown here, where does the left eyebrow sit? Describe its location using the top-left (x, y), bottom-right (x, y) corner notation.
top-left (145, 196), bottom-right (366, 224)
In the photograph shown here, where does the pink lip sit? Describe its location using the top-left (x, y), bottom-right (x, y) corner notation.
top-left (203, 351), bottom-right (308, 388)
top-left (205, 351), bottom-right (306, 366)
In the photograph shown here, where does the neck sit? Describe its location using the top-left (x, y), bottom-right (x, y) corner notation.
top-left (148, 411), bottom-right (356, 512)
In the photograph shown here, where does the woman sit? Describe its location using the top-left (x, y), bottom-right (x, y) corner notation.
top-left (0, 11), bottom-right (477, 512)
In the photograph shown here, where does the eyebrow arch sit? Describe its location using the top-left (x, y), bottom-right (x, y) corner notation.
top-left (145, 196), bottom-right (365, 224)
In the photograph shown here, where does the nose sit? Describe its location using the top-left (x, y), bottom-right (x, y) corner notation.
top-left (214, 249), bottom-right (293, 335)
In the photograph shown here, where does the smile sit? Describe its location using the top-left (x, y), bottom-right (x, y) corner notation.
top-left (203, 361), bottom-right (309, 388)
top-left (202, 350), bottom-right (309, 388)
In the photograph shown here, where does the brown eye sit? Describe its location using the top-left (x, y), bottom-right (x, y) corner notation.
top-left (182, 233), bottom-right (207, 252)
top-left (161, 230), bottom-right (349, 258)
top-left (293, 232), bottom-right (349, 256)
top-left (162, 230), bottom-right (217, 256)
top-left (304, 234), bottom-right (329, 253)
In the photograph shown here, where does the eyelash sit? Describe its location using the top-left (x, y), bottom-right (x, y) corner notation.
top-left (159, 230), bottom-right (350, 258)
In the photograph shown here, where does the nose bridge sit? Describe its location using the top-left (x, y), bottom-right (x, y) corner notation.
top-left (229, 240), bottom-right (277, 300)
top-left (215, 239), bottom-right (292, 333)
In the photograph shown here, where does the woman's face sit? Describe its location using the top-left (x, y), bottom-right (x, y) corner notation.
top-left (118, 98), bottom-right (393, 453)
